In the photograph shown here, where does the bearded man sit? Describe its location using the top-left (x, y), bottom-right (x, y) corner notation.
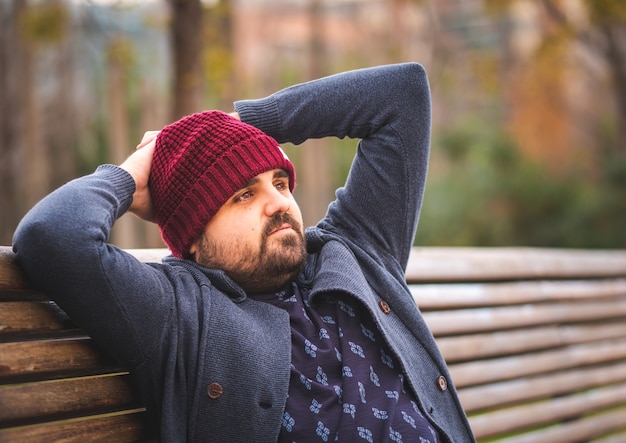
top-left (13, 63), bottom-right (475, 442)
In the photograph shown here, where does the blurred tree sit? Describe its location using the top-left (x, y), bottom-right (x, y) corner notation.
top-left (0, 0), bottom-right (24, 245)
top-left (0, 0), bottom-right (72, 245)
top-left (169, 0), bottom-right (204, 120)
top-left (299, 0), bottom-right (333, 227)
top-left (486, 0), bottom-right (626, 157)
top-left (46, 0), bottom-right (78, 192)
top-left (107, 36), bottom-right (137, 247)
top-left (203, 0), bottom-right (235, 110)
top-left (506, 0), bottom-right (626, 247)
top-left (553, 0), bottom-right (626, 151)
top-left (19, 2), bottom-right (48, 209)
top-left (390, 0), bottom-right (409, 60)
top-left (417, 115), bottom-right (626, 248)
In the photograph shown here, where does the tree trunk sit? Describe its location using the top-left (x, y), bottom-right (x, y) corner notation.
top-left (0, 0), bottom-right (21, 244)
top-left (107, 37), bottom-right (135, 248)
top-left (140, 79), bottom-right (168, 248)
top-left (601, 25), bottom-right (626, 151)
top-left (48, 4), bottom-right (77, 190)
top-left (22, 26), bottom-right (46, 211)
top-left (0, 0), bottom-right (45, 245)
top-left (169, 0), bottom-right (204, 120)
top-left (299, 0), bottom-right (333, 227)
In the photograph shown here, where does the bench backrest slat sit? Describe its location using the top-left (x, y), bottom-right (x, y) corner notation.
top-left (0, 301), bottom-right (69, 332)
top-left (471, 382), bottom-right (626, 440)
top-left (0, 373), bottom-right (138, 427)
top-left (423, 299), bottom-right (626, 335)
top-left (498, 407), bottom-right (626, 443)
top-left (460, 361), bottom-right (626, 412)
top-left (0, 411), bottom-right (153, 443)
top-left (0, 249), bottom-right (27, 291)
top-left (437, 321), bottom-right (626, 362)
top-left (0, 338), bottom-right (121, 382)
top-left (411, 278), bottom-right (626, 308)
top-left (406, 247), bottom-right (626, 282)
top-left (450, 337), bottom-right (626, 388)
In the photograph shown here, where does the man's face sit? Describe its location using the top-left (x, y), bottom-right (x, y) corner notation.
top-left (189, 168), bottom-right (306, 293)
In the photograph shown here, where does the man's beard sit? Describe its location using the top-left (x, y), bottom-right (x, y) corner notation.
top-left (194, 213), bottom-right (307, 293)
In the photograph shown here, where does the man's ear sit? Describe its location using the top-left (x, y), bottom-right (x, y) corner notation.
top-left (188, 239), bottom-right (199, 258)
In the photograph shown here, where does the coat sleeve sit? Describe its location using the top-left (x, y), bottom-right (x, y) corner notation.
top-left (12, 165), bottom-right (173, 369)
top-left (234, 63), bottom-right (431, 270)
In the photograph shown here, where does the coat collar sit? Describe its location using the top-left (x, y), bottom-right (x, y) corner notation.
top-left (302, 229), bottom-right (377, 307)
top-left (162, 227), bottom-right (374, 305)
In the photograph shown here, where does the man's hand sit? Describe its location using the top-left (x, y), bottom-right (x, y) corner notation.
top-left (120, 131), bottom-right (159, 222)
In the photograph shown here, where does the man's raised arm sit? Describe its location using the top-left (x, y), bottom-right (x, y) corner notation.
top-left (235, 63), bottom-right (431, 269)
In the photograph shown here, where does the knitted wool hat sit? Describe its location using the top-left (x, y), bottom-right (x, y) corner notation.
top-left (149, 110), bottom-right (296, 258)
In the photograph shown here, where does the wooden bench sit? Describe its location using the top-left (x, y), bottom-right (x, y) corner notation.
top-left (0, 246), bottom-right (160, 443)
top-left (2, 245), bottom-right (626, 442)
top-left (407, 247), bottom-right (626, 442)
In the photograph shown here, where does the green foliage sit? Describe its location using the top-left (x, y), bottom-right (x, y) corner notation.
top-left (20, 3), bottom-right (69, 44)
top-left (416, 121), bottom-right (518, 246)
top-left (483, 0), bottom-right (516, 15)
top-left (201, 0), bottom-right (235, 107)
top-left (583, 0), bottom-right (626, 25)
top-left (415, 121), bottom-right (626, 248)
top-left (106, 37), bottom-right (136, 68)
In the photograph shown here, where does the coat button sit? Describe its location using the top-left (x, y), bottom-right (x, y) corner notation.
top-left (207, 383), bottom-right (223, 399)
top-left (378, 300), bottom-right (391, 314)
top-left (436, 376), bottom-right (448, 392)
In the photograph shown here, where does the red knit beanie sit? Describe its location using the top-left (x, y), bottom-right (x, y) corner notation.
top-left (149, 110), bottom-right (296, 258)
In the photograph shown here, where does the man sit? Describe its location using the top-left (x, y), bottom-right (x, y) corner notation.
top-left (13, 63), bottom-right (475, 442)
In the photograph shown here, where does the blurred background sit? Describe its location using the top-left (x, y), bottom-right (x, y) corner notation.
top-left (1, 0), bottom-right (625, 250)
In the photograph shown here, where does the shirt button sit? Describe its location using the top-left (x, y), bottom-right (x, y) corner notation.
top-left (378, 300), bottom-right (391, 314)
top-left (437, 375), bottom-right (448, 392)
top-left (207, 383), bottom-right (223, 399)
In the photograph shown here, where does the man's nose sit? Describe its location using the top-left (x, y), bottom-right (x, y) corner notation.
top-left (264, 188), bottom-right (291, 216)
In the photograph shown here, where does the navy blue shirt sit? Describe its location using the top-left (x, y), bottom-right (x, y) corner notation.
top-left (253, 283), bottom-right (440, 443)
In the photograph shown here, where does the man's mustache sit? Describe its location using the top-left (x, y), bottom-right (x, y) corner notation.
top-left (263, 212), bottom-right (302, 238)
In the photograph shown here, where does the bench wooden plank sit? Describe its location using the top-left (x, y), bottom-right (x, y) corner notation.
top-left (423, 299), bottom-right (626, 335)
top-left (594, 429), bottom-right (626, 443)
top-left (459, 361), bottom-right (626, 412)
top-left (450, 337), bottom-right (626, 388)
top-left (0, 291), bottom-right (47, 303)
top-left (0, 338), bottom-right (120, 382)
top-left (406, 247), bottom-right (626, 282)
top-left (470, 382), bottom-right (626, 440)
top-left (0, 301), bottom-right (68, 333)
top-left (436, 322), bottom-right (626, 362)
top-left (0, 247), bottom-right (26, 291)
top-left (0, 410), bottom-right (154, 443)
top-left (125, 248), bottom-right (169, 263)
top-left (0, 373), bottom-right (138, 426)
top-left (412, 278), bottom-right (626, 309)
top-left (500, 406), bottom-right (626, 443)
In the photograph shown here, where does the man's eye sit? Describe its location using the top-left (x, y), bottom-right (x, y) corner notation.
top-left (275, 181), bottom-right (288, 191)
top-left (235, 191), bottom-right (252, 202)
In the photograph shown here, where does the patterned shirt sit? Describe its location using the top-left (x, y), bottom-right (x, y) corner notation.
top-left (252, 282), bottom-right (440, 443)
